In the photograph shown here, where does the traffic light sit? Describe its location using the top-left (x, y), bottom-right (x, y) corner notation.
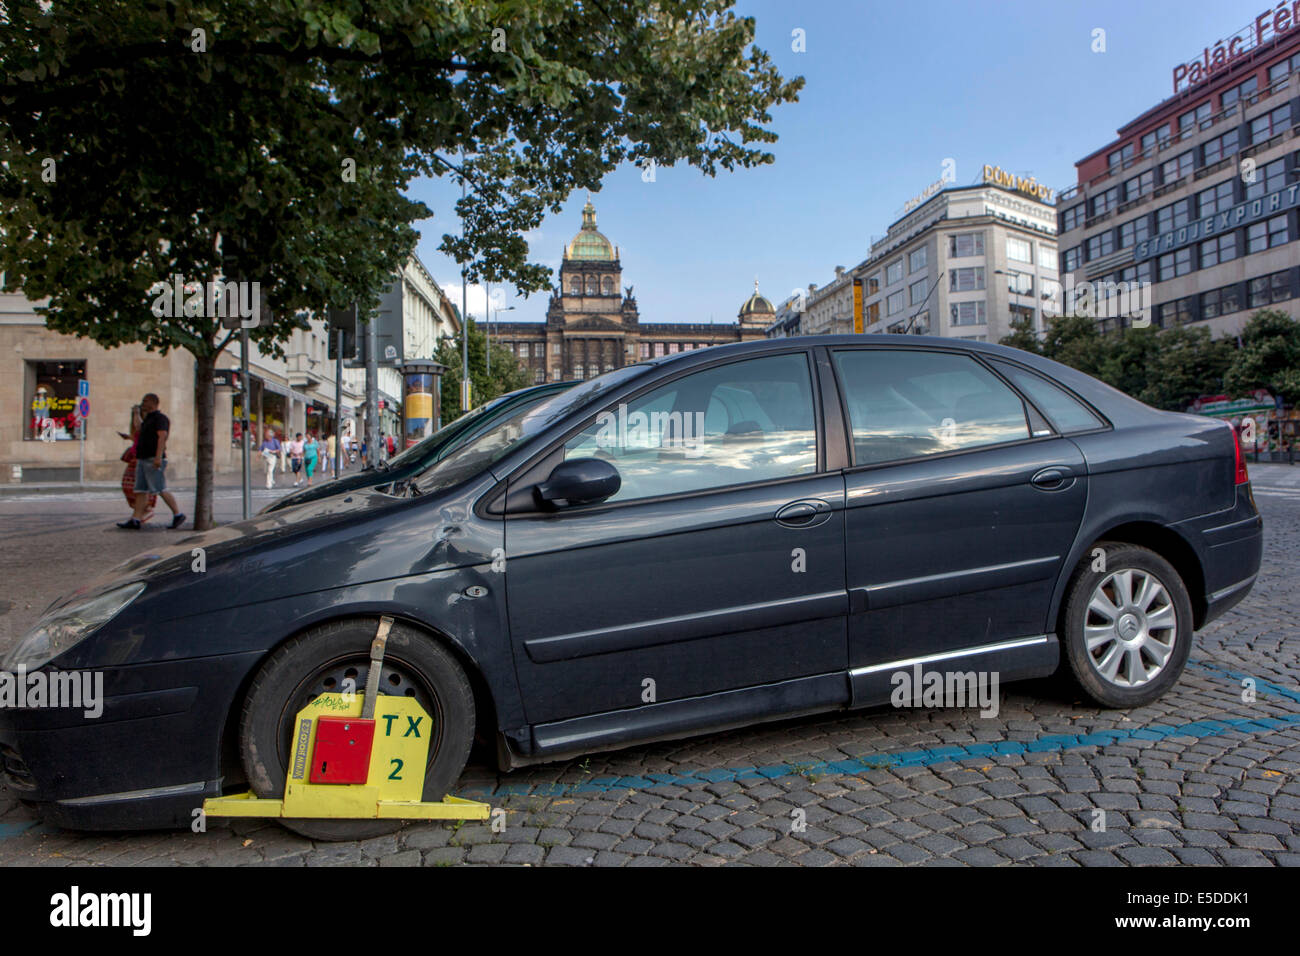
top-left (328, 304), bottom-right (358, 361)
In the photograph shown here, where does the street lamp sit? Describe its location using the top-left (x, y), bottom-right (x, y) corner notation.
top-left (995, 268), bottom-right (1037, 337)
top-left (488, 305), bottom-right (515, 375)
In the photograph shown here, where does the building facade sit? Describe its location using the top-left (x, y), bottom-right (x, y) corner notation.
top-left (3, 253), bottom-right (458, 483)
top-left (790, 183), bottom-right (1056, 345)
top-left (1057, 18), bottom-right (1300, 336)
top-left (494, 201), bottom-right (770, 379)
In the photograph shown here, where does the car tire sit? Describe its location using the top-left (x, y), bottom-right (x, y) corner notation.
top-left (1059, 542), bottom-right (1194, 709)
top-left (239, 618), bottom-right (475, 842)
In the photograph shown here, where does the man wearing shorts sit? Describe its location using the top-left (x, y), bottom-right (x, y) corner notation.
top-left (118, 393), bottom-right (186, 529)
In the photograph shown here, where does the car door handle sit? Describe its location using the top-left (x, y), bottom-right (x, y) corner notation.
top-left (1030, 467), bottom-right (1073, 491)
top-left (775, 499), bottom-right (832, 528)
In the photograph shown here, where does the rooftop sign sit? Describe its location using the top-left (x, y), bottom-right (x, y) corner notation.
top-left (1172, 4), bottom-right (1300, 94)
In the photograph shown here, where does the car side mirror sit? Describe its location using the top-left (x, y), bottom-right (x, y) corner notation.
top-left (536, 458), bottom-right (621, 508)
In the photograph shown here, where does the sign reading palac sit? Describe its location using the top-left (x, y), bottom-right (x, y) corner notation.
top-left (981, 165), bottom-right (1054, 204)
top-left (1173, 4), bottom-right (1300, 94)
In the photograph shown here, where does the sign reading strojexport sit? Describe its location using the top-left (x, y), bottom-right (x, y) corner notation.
top-left (1134, 181), bottom-right (1300, 261)
top-left (1173, 4), bottom-right (1300, 93)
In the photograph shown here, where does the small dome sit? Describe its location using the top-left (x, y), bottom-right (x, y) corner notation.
top-left (739, 281), bottom-right (776, 317)
top-left (565, 199), bottom-right (616, 261)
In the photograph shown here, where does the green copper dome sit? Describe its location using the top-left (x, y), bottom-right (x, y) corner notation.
top-left (565, 200), bottom-right (616, 261)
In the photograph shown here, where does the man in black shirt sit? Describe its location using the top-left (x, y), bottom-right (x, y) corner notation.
top-left (118, 393), bottom-right (186, 529)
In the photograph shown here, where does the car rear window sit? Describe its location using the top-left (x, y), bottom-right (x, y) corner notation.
top-left (989, 361), bottom-right (1104, 434)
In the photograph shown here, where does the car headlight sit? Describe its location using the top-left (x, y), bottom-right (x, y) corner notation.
top-left (1, 582), bottom-right (146, 672)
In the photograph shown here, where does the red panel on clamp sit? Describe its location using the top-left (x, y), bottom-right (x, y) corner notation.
top-left (309, 716), bottom-right (376, 784)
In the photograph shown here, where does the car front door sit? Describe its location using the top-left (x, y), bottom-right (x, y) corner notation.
top-left (828, 346), bottom-right (1088, 704)
top-left (501, 350), bottom-right (849, 745)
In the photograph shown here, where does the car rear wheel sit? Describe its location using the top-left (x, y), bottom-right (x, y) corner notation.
top-left (239, 618), bottom-right (475, 841)
top-left (1059, 542), bottom-right (1193, 709)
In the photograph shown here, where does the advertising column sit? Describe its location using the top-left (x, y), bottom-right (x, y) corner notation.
top-left (400, 360), bottom-right (448, 448)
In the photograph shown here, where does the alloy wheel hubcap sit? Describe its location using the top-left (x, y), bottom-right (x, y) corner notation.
top-left (1084, 568), bottom-right (1177, 688)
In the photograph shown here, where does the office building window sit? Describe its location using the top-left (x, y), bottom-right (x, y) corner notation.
top-left (1141, 124), bottom-right (1172, 151)
top-left (1119, 216), bottom-right (1152, 249)
top-left (1178, 102), bottom-right (1211, 131)
top-left (886, 259), bottom-right (904, 284)
top-left (1200, 233), bottom-right (1238, 267)
top-left (1245, 158), bottom-right (1286, 200)
top-left (1248, 270), bottom-right (1291, 307)
top-left (1006, 236), bottom-right (1032, 263)
top-left (1119, 261), bottom-right (1153, 284)
top-left (1156, 297), bottom-right (1194, 327)
top-left (1268, 52), bottom-right (1300, 86)
top-left (867, 274), bottom-right (880, 294)
top-left (909, 278), bottom-right (928, 306)
top-left (1247, 214), bottom-right (1290, 252)
top-left (1197, 180), bottom-right (1235, 217)
top-left (950, 301), bottom-right (987, 326)
top-left (1060, 204), bottom-right (1085, 232)
top-left (1124, 169), bottom-right (1155, 201)
top-left (640, 342), bottom-right (650, 359)
top-left (1221, 75), bottom-right (1258, 109)
top-left (1202, 128), bottom-right (1239, 164)
top-left (654, 342), bottom-right (665, 356)
top-left (949, 232), bottom-right (985, 257)
top-left (1250, 104), bottom-right (1291, 143)
top-left (1201, 286), bottom-right (1243, 320)
top-left (1160, 151), bottom-right (1193, 183)
top-left (1090, 187), bottom-right (1119, 218)
top-left (1061, 246), bottom-right (1082, 273)
top-left (1156, 198), bottom-right (1191, 232)
top-left (949, 267), bottom-right (985, 292)
top-left (887, 290), bottom-right (906, 315)
top-left (1158, 248), bottom-right (1192, 280)
top-left (1005, 272), bottom-right (1032, 295)
top-left (551, 342), bottom-right (562, 354)
top-left (1086, 231), bottom-right (1116, 260)
top-left (908, 247), bottom-right (927, 273)
top-left (1108, 143), bottom-right (1135, 169)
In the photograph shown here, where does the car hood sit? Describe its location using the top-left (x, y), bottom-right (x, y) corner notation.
top-left (46, 488), bottom-right (409, 613)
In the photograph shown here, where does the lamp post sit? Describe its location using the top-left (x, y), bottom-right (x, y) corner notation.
top-left (995, 268), bottom-right (1035, 337)
top-left (490, 305), bottom-right (515, 376)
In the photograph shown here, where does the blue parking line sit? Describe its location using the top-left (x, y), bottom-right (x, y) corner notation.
top-left (460, 660), bottom-right (1300, 801)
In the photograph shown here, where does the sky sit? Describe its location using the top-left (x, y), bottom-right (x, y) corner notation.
top-left (405, 0), bottom-right (1261, 327)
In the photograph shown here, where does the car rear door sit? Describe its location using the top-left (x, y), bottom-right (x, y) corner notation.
top-left (501, 350), bottom-right (850, 734)
top-left (828, 346), bottom-right (1088, 704)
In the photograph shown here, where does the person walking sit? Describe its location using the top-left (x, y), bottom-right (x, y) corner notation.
top-left (303, 432), bottom-right (319, 486)
top-left (259, 427), bottom-right (281, 489)
top-left (289, 432), bottom-right (305, 486)
top-left (324, 431), bottom-right (336, 476)
top-left (118, 392), bottom-right (185, 529)
top-left (386, 432), bottom-right (396, 460)
top-left (117, 404), bottom-right (157, 522)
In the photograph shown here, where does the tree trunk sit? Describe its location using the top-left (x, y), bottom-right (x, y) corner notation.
top-left (194, 351), bottom-right (216, 531)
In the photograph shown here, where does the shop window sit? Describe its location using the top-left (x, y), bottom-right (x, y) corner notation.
top-left (25, 360), bottom-right (86, 441)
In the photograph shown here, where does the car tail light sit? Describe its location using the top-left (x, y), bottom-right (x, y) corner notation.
top-left (1233, 427), bottom-right (1249, 485)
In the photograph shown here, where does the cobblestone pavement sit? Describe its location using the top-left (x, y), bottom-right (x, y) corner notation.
top-left (1, 466), bottom-right (1299, 866)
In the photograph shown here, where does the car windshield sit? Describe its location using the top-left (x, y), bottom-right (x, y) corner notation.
top-left (411, 365), bottom-right (652, 496)
top-left (382, 393), bottom-right (512, 470)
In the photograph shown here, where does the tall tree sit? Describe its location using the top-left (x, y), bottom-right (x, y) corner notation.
top-left (435, 318), bottom-right (533, 424)
top-left (0, 0), bottom-right (801, 527)
top-left (998, 314), bottom-right (1041, 354)
top-left (1225, 309), bottom-right (1300, 402)
top-left (1040, 314), bottom-right (1111, 378)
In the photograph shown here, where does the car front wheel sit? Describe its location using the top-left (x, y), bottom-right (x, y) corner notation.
top-left (1059, 542), bottom-right (1194, 709)
top-left (239, 618), bottom-right (475, 841)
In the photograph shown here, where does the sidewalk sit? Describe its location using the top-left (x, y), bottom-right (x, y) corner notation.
top-left (0, 468), bottom-right (360, 497)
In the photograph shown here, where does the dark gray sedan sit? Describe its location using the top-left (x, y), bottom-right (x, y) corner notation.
top-left (0, 336), bottom-right (1262, 838)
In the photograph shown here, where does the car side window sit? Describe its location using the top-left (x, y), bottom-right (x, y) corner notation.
top-left (832, 349), bottom-right (1032, 465)
top-left (562, 352), bottom-right (818, 502)
top-left (988, 360), bottom-right (1105, 434)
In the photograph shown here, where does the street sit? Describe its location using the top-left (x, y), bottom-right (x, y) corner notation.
top-left (1, 466), bottom-right (1298, 866)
